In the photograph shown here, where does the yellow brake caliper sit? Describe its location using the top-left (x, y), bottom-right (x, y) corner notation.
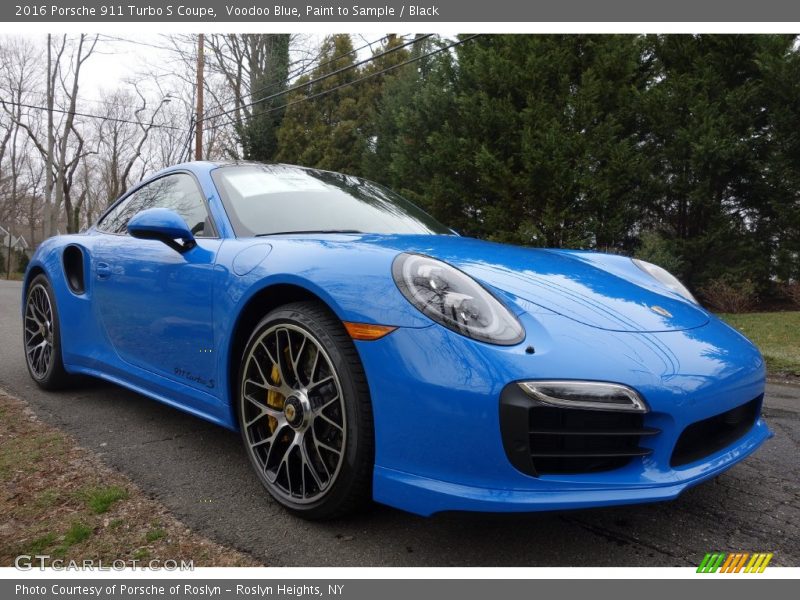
top-left (266, 363), bottom-right (284, 434)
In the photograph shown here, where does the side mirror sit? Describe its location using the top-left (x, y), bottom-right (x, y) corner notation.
top-left (127, 208), bottom-right (196, 253)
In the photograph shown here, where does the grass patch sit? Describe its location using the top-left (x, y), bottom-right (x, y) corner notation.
top-left (133, 548), bottom-right (150, 561)
top-left (53, 521), bottom-right (93, 557)
top-left (145, 528), bottom-right (166, 543)
top-left (26, 532), bottom-right (57, 554)
top-left (34, 488), bottom-right (61, 510)
top-left (81, 485), bottom-right (129, 514)
top-left (720, 311), bottom-right (800, 377)
top-left (63, 521), bottom-right (92, 546)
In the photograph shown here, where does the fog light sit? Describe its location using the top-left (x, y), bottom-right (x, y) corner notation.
top-left (518, 381), bottom-right (648, 413)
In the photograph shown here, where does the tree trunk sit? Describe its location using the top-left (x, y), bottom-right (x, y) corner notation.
top-left (43, 34), bottom-right (54, 240)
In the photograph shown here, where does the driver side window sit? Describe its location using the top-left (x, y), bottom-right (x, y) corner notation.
top-left (97, 173), bottom-right (216, 237)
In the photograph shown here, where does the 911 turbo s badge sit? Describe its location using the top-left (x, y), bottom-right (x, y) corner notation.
top-left (650, 305), bottom-right (673, 318)
top-left (173, 367), bottom-right (215, 389)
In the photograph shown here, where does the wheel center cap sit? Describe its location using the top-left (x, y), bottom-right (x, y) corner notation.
top-left (284, 395), bottom-right (306, 429)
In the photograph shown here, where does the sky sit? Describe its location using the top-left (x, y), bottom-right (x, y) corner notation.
top-left (67, 33), bottom-right (392, 109)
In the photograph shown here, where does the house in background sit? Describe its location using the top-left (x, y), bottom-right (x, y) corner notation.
top-left (0, 224), bottom-right (31, 273)
top-left (1, 225), bottom-right (29, 253)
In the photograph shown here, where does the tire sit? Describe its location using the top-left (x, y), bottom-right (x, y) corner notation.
top-left (23, 274), bottom-right (71, 390)
top-left (237, 301), bottom-right (374, 519)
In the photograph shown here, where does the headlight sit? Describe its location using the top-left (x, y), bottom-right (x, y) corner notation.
top-left (631, 258), bottom-right (698, 304)
top-left (392, 253), bottom-right (525, 345)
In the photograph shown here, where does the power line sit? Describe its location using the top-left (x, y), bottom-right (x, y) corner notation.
top-left (230, 34), bottom-right (399, 109)
top-left (181, 115), bottom-right (196, 162)
top-left (15, 90), bottom-right (172, 115)
top-left (204, 35), bottom-right (481, 134)
top-left (199, 35), bottom-right (403, 136)
top-left (201, 34), bottom-right (428, 124)
top-left (0, 100), bottom-right (183, 130)
top-left (200, 34), bottom-right (433, 125)
top-left (97, 33), bottom-right (401, 135)
top-left (93, 33), bottom-right (408, 141)
top-left (95, 34), bottom-right (184, 55)
top-left (267, 35), bottom-right (478, 116)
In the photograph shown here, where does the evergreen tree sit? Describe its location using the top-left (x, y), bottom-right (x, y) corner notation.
top-left (357, 34), bottom-right (412, 177)
top-left (364, 35), bottom-right (459, 220)
top-left (641, 34), bottom-right (798, 291)
top-left (376, 35), bottom-right (650, 247)
top-left (757, 36), bottom-right (800, 284)
top-left (276, 35), bottom-right (364, 172)
top-left (276, 33), bottom-right (800, 298)
top-left (240, 34), bottom-right (291, 161)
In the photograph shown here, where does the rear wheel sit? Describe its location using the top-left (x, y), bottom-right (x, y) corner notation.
top-left (23, 274), bottom-right (70, 390)
top-left (237, 301), bottom-right (374, 519)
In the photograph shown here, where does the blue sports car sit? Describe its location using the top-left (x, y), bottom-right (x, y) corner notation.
top-left (22, 161), bottom-right (772, 519)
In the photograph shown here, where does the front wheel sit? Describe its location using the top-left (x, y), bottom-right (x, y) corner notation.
top-left (237, 301), bottom-right (374, 519)
top-left (23, 274), bottom-right (71, 390)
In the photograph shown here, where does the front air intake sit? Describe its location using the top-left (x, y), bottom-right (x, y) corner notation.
top-left (500, 383), bottom-right (659, 476)
top-left (671, 397), bottom-right (761, 467)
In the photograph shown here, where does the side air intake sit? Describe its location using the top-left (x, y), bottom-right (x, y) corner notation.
top-left (63, 245), bottom-right (86, 294)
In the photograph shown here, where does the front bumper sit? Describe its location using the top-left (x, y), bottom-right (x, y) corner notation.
top-left (356, 311), bottom-right (772, 516)
top-left (373, 418), bottom-right (771, 515)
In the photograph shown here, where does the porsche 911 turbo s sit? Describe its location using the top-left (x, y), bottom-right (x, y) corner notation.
top-left (21, 161), bottom-right (772, 519)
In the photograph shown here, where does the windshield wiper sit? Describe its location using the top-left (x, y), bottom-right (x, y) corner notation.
top-left (255, 229), bottom-right (364, 237)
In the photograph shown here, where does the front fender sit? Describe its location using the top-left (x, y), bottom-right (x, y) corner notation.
top-left (214, 238), bottom-right (432, 329)
top-left (212, 238), bottom-right (435, 426)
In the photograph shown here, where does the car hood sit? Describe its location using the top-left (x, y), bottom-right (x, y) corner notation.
top-left (356, 234), bottom-right (710, 333)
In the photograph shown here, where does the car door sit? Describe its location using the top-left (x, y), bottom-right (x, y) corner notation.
top-left (92, 172), bottom-right (221, 395)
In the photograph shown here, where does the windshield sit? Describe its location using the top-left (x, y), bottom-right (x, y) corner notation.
top-left (211, 164), bottom-right (452, 237)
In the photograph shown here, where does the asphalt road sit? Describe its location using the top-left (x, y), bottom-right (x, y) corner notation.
top-left (1, 279), bottom-right (798, 567)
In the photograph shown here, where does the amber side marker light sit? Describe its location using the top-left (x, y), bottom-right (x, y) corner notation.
top-left (343, 322), bottom-right (397, 341)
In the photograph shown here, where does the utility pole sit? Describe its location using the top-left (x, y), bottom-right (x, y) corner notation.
top-left (44, 34), bottom-right (54, 239)
top-left (6, 230), bottom-right (12, 279)
top-left (195, 33), bottom-right (204, 161)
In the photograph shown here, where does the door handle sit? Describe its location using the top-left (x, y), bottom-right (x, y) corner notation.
top-left (96, 262), bottom-right (111, 279)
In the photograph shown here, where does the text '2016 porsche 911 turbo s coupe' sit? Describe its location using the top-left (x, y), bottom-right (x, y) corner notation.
top-left (22, 161), bottom-right (772, 519)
